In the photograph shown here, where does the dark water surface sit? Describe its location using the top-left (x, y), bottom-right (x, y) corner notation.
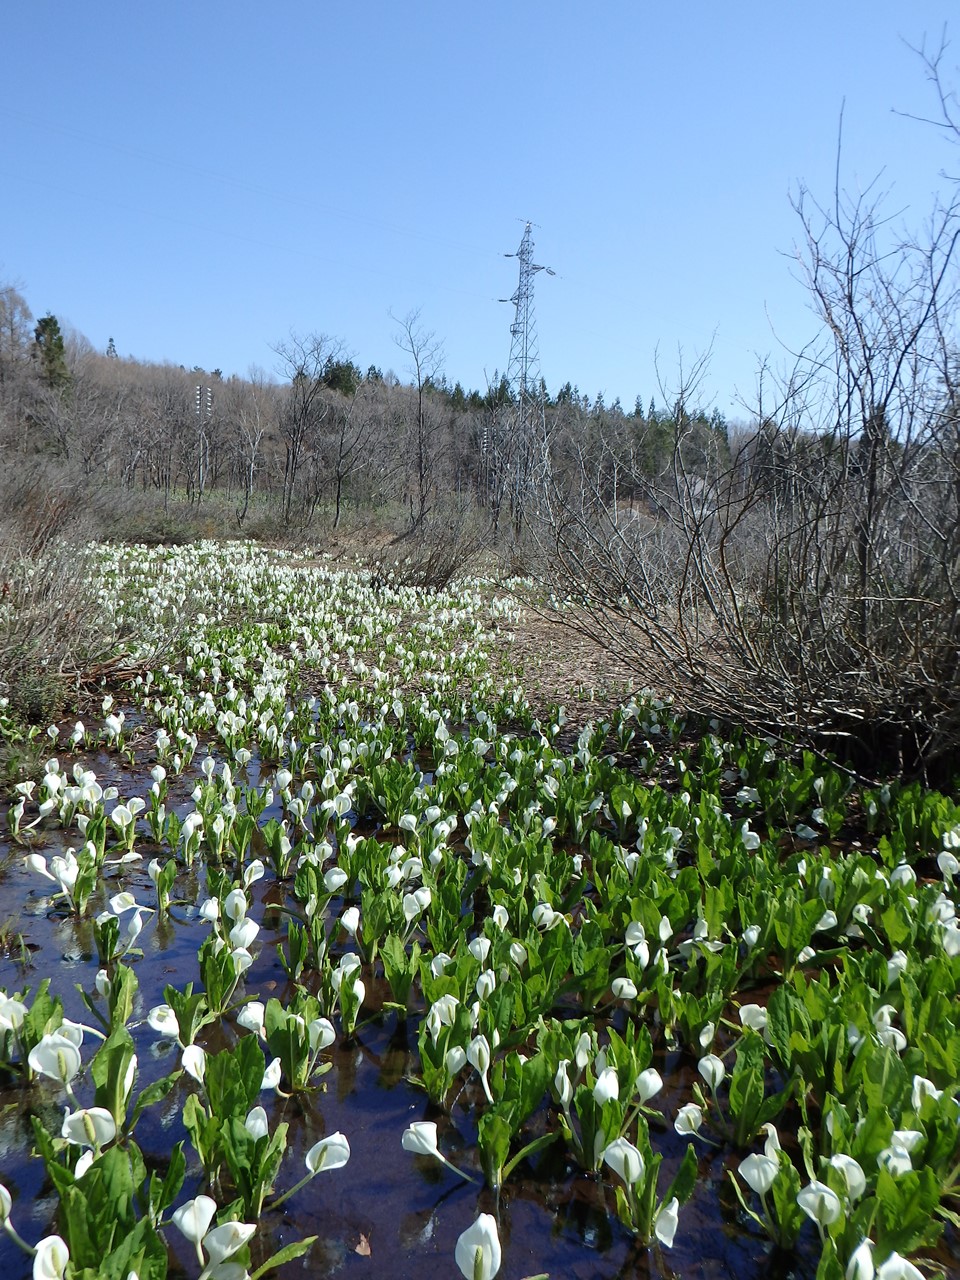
top-left (0, 743), bottom-right (953, 1280)
top-left (0, 854), bottom-right (808, 1280)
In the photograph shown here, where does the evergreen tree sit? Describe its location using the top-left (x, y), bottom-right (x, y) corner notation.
top-left (33, 314), bottom-right (69, 389)
top-left (322, 357), bottom-right (361, 396)
top-left (106, 336), bottom-right (118, 358)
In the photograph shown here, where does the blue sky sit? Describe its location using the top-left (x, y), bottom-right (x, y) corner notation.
top-left (3, 2), bottom-right (957, 418)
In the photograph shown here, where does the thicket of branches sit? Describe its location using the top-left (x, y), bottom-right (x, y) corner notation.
top-left (537, 45), bottom-right (960, 779)
top-left (0, 463), bottom-right (128, 723)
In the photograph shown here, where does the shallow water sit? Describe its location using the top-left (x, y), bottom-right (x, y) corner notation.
top-left (0, 841), bottom-right (800, 1280)
top-left (0, 737), bottom-right (954, 1280)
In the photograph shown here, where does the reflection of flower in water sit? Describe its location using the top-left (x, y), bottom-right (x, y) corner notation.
top-left (0, 1098), bottom-right (36, 1162)
top-left (399, 1207), bottom-right (437, 1250)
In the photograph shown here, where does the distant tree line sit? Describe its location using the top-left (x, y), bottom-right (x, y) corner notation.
top-left (0, 289), bottom-right (729, 537)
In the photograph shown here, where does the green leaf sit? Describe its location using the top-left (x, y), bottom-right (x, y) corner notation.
top-left (30, 1113), bottom-right (75, 1197)
top-left (874, 1167), bottom-right (944, 1255)
top-left (768, 1152), bottom-right (805, 1250)
top-left (502, 1130), bottom-right (560, 1182)
top-left (147, 1140), bottom-right (185, 1220)
top-left (57, 1185), bottom-right (98, 1268)
top-left (129, 1070), bottom-right (180, 1134)
top-left (381, 933), bottom-right (420, 1007)
top-left (815, 1235), bottom-right (845, 1280)
top-left (477, 1111), bottom-right (513, 1189)
top-left (665, 1142), bottom-right (698, 1206)
top-left (250, 1237), bottom-right (318, 1280)
top-left (91, 1026), bottom-right (137, 1128)
top-left (766, 983), bottom-right (810, 1070)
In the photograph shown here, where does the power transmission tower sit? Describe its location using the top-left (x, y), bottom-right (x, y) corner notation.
top-left (494, 220), bottom-right (554, 533)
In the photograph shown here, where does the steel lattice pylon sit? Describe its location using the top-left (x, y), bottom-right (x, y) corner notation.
top-left (498, 221), bottom-right (554, 530)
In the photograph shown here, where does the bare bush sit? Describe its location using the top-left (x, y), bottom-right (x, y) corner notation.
top-left (0, 548), bottom-right (99, 720)
top-left (0, 461), bottom-right (184, 721)
top-left (538, 165), bottom-right (960, 777)
top-left (368, 504), bottom-right (492, 592)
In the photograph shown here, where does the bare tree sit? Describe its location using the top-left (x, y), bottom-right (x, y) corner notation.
top-left (272, 333), bottom-right (340, 524)
top-left (392, 310), bottom-right (444, 532)
top-left (320, 379), bottom-right (379, 529)
top-left (222, 369), bottom-right (274, 527)
top-left (537, 142), bottom-right (960, 775)
top-left (141, 366), bottom-right (193, 506)
top-left (0, 283), bottom-right (33, 396)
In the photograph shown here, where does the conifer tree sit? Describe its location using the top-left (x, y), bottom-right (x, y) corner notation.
top-left (33, 313), bottom-right (69, 389)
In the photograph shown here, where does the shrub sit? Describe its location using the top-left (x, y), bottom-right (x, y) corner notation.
top-left (538, 170), bottom-right (960, 780)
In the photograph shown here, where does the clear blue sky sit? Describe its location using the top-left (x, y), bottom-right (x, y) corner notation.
top-left (3, 2), bottom-right (957, 418)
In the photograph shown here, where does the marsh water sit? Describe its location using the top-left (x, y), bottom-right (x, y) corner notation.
top-left (0, 736), bottom-right (953, 1280)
